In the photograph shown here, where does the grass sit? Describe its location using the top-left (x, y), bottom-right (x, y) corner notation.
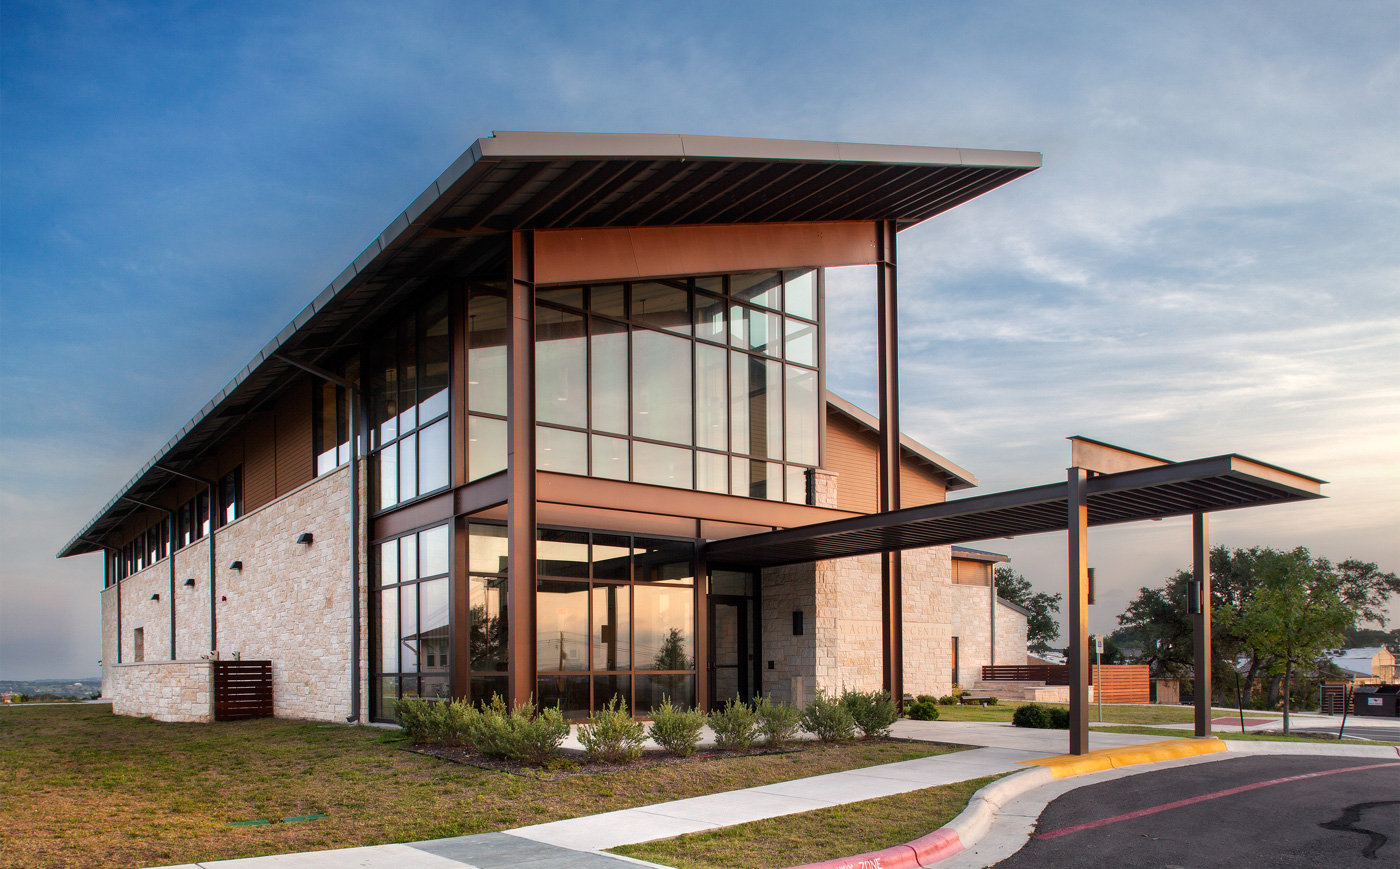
top-left (0, 704), bottom-right (963, 869)
top-left (612, 774), bottom-right (1006, 869)
top-left (1093, 724), bottom-right (1400, 746)
top-left (930, 701), bottom-right (1282, 725)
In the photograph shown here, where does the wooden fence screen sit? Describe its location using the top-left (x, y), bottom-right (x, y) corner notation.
top-left (213, 660), bottom-right (273, 721)
top-left (982, 663), bottom-right (1150, 703)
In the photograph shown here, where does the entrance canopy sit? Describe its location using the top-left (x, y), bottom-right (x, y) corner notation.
top-left (704, 450), bottom-right (1325, 568)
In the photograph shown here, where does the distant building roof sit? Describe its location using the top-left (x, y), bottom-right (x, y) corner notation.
top-left (1329, 647), bottom-right (1393, 677)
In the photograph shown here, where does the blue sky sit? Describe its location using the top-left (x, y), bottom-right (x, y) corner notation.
top-left (2, 1), bottom-right (1396, 678)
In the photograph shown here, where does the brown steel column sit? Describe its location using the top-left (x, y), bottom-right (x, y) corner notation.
top-left (1193, 512), bottom-right (1212, 737)
top-left (506, 231), bottom-right (538, 708)
top-left (876, 220), bottom-right (903, 702)
top-left (1067, 467), bottom-right (1090, 755)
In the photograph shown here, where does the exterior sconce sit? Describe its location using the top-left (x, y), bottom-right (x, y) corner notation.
top-left (228, 560), bottom-right (242, 571)
top-left (150, 593), bottom-right (160, 601)
top-left (183, 578), bottom-right (196, 587)
top-left (296, 532), bottom-right (313, 545)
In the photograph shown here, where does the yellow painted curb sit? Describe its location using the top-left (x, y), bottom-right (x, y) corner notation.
top-left (1019, 738), bottom-right (1227, 778)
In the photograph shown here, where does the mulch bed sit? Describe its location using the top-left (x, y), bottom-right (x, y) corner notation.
top-left (407, 742), bottom-right (809, 779)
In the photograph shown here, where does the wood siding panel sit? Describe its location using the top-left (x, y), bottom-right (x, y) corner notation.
top-left (824, 414), bottom-right (948, 513)
top-left (953, 560), bottom-right (992, 586)
top-left (243, 415), bottom-right (277, 511)
top-left (274, 382), bottom-right (313, 497)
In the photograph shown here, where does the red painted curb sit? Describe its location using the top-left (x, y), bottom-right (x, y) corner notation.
top-left (782, 841), bottom-right (921, 869)
top-left (909, 828), bottom-right (965, 864)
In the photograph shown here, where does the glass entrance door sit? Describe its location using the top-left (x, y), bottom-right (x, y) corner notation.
top-left (710, 597), bottom-right (751, 705)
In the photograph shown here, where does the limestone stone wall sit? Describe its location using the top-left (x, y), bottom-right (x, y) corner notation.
top-left (759, 562), bottom-right (817, 706)
top-left (994, 602), bottom-right (1028, 666)
top-left (902, 546), bottom-right (954, 698)
top-left (100, 466), bottom-right (356, 723)
top-left (109, 661), bottom-right (213, 722)
top-left (951, 586), bottom-right (1031, 683)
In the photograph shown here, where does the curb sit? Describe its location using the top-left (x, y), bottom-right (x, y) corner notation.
top-left (781, 739), bottom-right (1226, 869)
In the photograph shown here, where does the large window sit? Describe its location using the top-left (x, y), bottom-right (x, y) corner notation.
top-left (532, 270), bottom-right (821, 503)
top-left (369, 290), bottom-right (451, 512)
top-left (535, 529), bottom-right (696, 719)
top-left (372, 523), bottom-right (451, 719)
top-left (111, 465), bottom-right (241, 581)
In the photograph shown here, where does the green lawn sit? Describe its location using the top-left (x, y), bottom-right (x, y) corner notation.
top-left (0, 704), bottom-right (962, 869)
top-left (930, 701), bottom-right (1282, 725)
top-left (612, 774), bottom-right (1005, 869)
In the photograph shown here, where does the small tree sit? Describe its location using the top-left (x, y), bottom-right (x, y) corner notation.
top-left (1238, 548), bottom-right (1352, 733)
top-left (994, 567), bottom-right (1062, 655)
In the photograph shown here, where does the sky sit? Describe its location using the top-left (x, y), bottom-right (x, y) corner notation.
top-left (1, 0), bottom-right (1396, 679)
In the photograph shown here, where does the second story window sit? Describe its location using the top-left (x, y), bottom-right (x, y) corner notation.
top-left (369, 290), bottom-right (450, 512)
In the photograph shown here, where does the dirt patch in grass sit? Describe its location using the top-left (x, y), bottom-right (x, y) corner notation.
top-left (613, 774), bottom-right (1007, 869)
top-left (0, 704), bottom-right (963, 869)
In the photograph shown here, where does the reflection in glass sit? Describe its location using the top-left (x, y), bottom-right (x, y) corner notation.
top-left (694, 293), bottom-right (727, 344)
top-left (398, 315), bottom-right (417, 435)
top-left (537, 580), bottom-right (589, 671)
top-left (631, 281), bottom-right (690, 334)
top-left (784, 269), bottom-right (816, 320)
top-left (635, 537), bottom-right (695, 584)
top-left (468, 291), bottom-right (507, 415)
top-left (786, 464), bottom-right (809, 505)
top-left (538, 529), bottom-right (589, 579)
top-left (731, 454), bottom-right (749, 497)
top-left (590, 283), bottom-right (626, 318)
top-left (538, 286), bottom-right (584, 307)
top-left (695, 342), bottom-right (727, 451)
top-left (468, 524), bottom-right (507, 573)
top-left (419, 524), bottom-right (449, 577)
top-left (469, 575), bottom-right (508, 672)
top-left (398, 432), bottom-right (417, 502)
top-left (634, 584), bottom-right (694, 671)
top-left (590, 318), bottom-right (629, 434)
top-left (536, 675), bottom-right (590, 721)
top-left (399, 583), bottom-right (418, 672)
top-left (472, 674), bottom-right (508, 706)
top-left (633, 441), bottom-right (693, 489)
top-left (785, 365), bottom-right (819, 466)
top-left (594, 674), bottom-right (632, 712)
top-left (468, 415), bottom-right (507, 481)
top-left (592, 534), bottom-right (631, 581)
top-left (632, 330), bottom-right (691, 445)
top-left (377, 444), bottom-right (398, 511)
top-left (419, 291), bottom-right (450, 421)
top-left (418, 577), bottom-right (449, 674)
top-left (592, 584), bottom-right (630, 671)
top-left (376, 538), bottom-right (397, 588)
top-left (378, 676), bottom-right (398, 720)
top-left (591, 434), bottom-right (629, 481)
top-left (696, 451), bottom-right (728, 494)
top-left (710, 569), bottom-right (754, 596)
top-left (635, 674), bottom-right (695, 715)
top-left (418, 418), bottom-right (449, 494)
top-left (421, 675), bottom-right (450, 700)
top-left (380, 588), bottom-right (398, 673)
top-left (537, 425), bottom-right (587, 476)
top-left (731, 354), bottom-right (783, 459)
top-left (399, 533), bottom-right (418, 584)
top-left (732, 308), bottom-right (783, 357)
top-left (536, 307), bottom-right (587, 427)
top-left (784, 318), bottom-right (816, 367)
top-left (731, 272), bottom-right (781, 310)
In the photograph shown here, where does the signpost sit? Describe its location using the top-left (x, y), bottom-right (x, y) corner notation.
top-left (1095, 634), bottom-right (1105, 722)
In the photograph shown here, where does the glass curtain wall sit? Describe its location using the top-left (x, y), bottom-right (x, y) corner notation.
top-left (372, 523), bottom-right (451, 719)
top-left (369, 290), bottom-right (451, 512)
top-left (535, 529), bottom-right (696, 719)
top-left (532, 270), bottom-right (821, 503)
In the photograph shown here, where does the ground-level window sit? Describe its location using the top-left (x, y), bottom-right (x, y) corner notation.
top-left (372, 523), bottom-right (450, 719)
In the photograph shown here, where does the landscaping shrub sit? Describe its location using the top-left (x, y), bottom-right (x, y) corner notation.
top-left (937, 695), bottom-right (957, 706)
top-left (440, 698), bottom-right (480, 747)
top-left (648, 695), bottom-right (707, 757)
top-left (983, 696), bottom-right (999, 706)
top-left (906, 700), bottom-right (940, 721)
top-left (473, 694), bottom-right (570, 764)
top-left (578, 695), bottom-right (647, 763)
top-left (393, 696), bottom-right (437, 743)
top-left (840, 689), bottom-right (898, 738)
top-left (916, 694), bottom-right (937, 705)
top-left (754, 695), bottom-right (802, 748)
top-left (1012, 703), bottom-right (1051, 728)
top-left (1047, 706), bottom-right (1071, 729)
top-left (800, 690), bottom-right (857, 743)
top-left (709, 697), bottom-right (759, 750)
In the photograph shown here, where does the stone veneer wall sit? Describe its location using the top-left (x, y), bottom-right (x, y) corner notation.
top-left (951, 586), bottom-right (1031, 683)
top-left (100, 465), bottom-right (357, 723)
top-left (109, 661), bottom-right (213, 722)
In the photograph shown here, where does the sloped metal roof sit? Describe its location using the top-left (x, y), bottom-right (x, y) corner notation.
top-left (60, 131), bottom-right (1041, 557)
top-left (703, 454), bottom-right (1326, 568)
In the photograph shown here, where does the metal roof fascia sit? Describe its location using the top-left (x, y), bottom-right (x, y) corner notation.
top-left (825, 391), bottom-right (978, 489)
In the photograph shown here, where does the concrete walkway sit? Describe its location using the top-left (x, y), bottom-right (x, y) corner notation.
top-left (151, 720), bottom-right (1177, 869)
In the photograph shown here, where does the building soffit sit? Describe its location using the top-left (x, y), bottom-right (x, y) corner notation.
top-left (59, 131), bottom-right (1041, 558)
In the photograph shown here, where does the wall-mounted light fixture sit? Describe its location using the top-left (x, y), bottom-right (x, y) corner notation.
top-left (228, 560), bottom-right (242, 571)
top-left (150, 593), bottom-right (160, 601)
top-left (183, 578), bottom-right (196, 587)
top-left (295, 532), bottom-right (313, 545)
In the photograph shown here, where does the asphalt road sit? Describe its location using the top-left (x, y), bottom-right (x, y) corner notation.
top-left (995, 755), bottom-right (1400, 868)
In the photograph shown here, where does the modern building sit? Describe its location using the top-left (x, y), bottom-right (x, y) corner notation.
top-left (60, 131), bottom-right (1050, 724)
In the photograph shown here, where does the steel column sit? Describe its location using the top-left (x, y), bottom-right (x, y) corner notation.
top-left (1193, 512), bottom-right (1212, 737)
top-left (876, 220), bottom-right (903, 702)
top-left (506, 231), bottom-right (538, 707)
top-left (1067, 467), bottom-right (1090, 755)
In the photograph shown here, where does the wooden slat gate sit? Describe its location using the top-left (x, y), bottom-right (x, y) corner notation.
top-left (1320, 684), bottom-right (1348, 715)
top-left (214, 660), bottom-right (273, 721)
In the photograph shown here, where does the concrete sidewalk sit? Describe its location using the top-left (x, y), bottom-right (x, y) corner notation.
top-left (151, 720), bottom-right (1173, 869)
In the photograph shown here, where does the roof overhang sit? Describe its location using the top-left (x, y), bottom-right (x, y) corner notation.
top-left (704, 452), bottom-right (1325, 568)
top-left (826, 392), bottom-right (977, 491)
top-left (60, 131), bottom-right (1040, 558)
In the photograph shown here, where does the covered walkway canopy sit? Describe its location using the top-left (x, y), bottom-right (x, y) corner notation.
top-left (704, 437), bottom-right (1325, 755)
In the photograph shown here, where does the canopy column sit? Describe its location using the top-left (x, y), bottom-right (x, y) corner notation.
top-left (1192, 512), bottom-right (1212, 737)
top-left (876, 220), bottom-right (903, 702)
top-left (506, 230), bottom-right (538, 707)
top-left (1067, 467), bottom-right (1090, 755)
